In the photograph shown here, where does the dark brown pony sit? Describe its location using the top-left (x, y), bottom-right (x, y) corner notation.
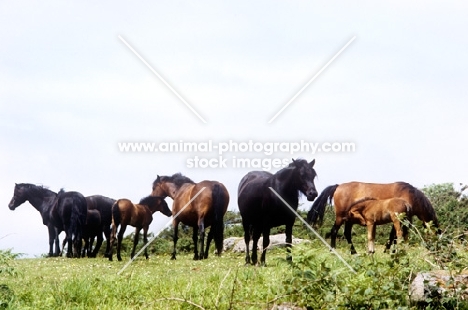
top-left (347, 197), bottom-right (412, 253)
top-left (151, 173), bottom-right (230, 260)
top-left (109, 196), bottom-right (171, 261)
top-left (85, 195), bottom-right (116, 257)
top-left (307, 181), bottom-right (438, 254)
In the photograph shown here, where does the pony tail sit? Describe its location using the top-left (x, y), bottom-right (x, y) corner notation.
top-left (211, 183), bottom-right (225, 256)
top-left (307, 184), bottom-right (338, 225)
top-left (112, 201), bottom-right (122, 227)
top-left (70, 195), bottom-right (87, 257)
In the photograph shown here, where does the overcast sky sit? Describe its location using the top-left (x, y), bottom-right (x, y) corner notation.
top-left (1, 1), bottom-right (467, 257)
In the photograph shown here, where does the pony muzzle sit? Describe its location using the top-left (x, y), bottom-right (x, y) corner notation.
top-left (306, 191), bottom-right (318, 201)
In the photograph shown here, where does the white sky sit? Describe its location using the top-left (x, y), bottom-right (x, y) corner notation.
top-left (1, 1), bottom-right (467, 257)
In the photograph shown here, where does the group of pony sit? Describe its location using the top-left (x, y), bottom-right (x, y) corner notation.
top-left (7, 158), bottom-right (439, 265)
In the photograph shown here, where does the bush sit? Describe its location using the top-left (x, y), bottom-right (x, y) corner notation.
top-left (283, 244), bottom-right (412, 309)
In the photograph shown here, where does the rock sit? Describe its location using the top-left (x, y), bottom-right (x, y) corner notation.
top-left (270, 302), bottom-right (306, 310)
top-left (223, 234), bottom-right (308, 253)
top-left (410, 270), bottom-right (468, 303)
top-left (222, 237), bottom-right (243, 252)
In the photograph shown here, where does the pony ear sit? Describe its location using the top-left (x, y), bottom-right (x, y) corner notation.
top-left (309, 159), bottom-right (315, 167)
top-left (156, 175), bottom-right (161, 182)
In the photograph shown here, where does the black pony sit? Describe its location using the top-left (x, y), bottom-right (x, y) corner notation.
top-left (82, 209), bottom-right (102, 257)
top-left (237, 159), bottom-right (318, 266)
top-left (85, 195), bottom-right (116, 257)
top-left (8, 183), bottom-right (87, 257)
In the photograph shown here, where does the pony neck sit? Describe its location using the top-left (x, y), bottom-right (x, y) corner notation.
top-left (163, 182), bottom-right (181, 199)
top-left (271, 167), bottom-right (299, 197)
top-left (25, 186), bottom-right (57, 213)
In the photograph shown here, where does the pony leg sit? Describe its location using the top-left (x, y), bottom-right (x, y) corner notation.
top-left (260, 229), bottom-right (270, 266)
top-left (131, 228), bottom-right (141, 259)
top-left (60, 237), bottom-right (67, 257)
top-left (198, 221), bottom-right (205, 260)
top-left (251, 228), bottom-right (262, 265)
top-left (192, 226), bottom-right (199, 260)
top-left (393, 218), bottom-right (404, 243)
top-left (330, 221), bottom-right (343, 249)
top-left (48, 226), bottom-right (58, 257)
top-left (66, 231), bottom-right (73, 258)
top-left (82, 237), bottom-right (88, 258)
top-left (103, 225), bottom-right (111, 258)
top-left (92, 228), bottom-right (104, 258)
top-left (143, 226), bottom-right (149, 260)
top-left (403, 218), bottom-right (411, 242)
top-left (384, 226), bottom-right (397, 253)
top-left (242, 222), bottom-right (252, 265)
top-left (284, 224), bottom-right (293, 262)
top-left (367, 224), bottom-right (376, 254)
top-left (88, 236), bottom-right (96, 257)
top-left (344, 222), bottom-right (357, 255)
top-left (116, 225), bottom-right (127, 261)
top-left (171, 221), bottom-right (179, 260)
top-left (73, 231), bottom-right (83, 259)
top-left (204, 229), bottom-right (214, 259)
top-left (54, 228), bottom-right (61, 257)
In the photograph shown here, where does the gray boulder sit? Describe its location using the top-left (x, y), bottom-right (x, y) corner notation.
top-left (223, 233), bottom-right (308, 253)
top-left (410, 270), bottom-right (468, 303)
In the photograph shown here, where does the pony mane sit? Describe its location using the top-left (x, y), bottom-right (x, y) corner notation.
top-left (18, 183), bottom-right (55, 196)
top-left (155, 173), bottom-right (195, 189)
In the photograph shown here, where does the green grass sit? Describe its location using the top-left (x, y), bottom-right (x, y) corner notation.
top-left (0, 249), bottom-right (293, 310)
top-left (2, 231), bottom-right (468, 309)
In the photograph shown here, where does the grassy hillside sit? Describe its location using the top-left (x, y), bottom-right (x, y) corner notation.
top-left (2, 232), bottom-right (468, 310)
top-left (2, 183), bottom-right (467, 309)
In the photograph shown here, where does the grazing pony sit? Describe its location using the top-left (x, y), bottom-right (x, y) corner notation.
top-left (8, 183), bottom-right (87, 257)
top-left (307, 181), bottom-right (438, 254)
top-left (109, 196), bottom-right (171, 261)
top-left (347, 197), bottom-right (412, 253)
top-left (151, 174), bottom-right (229, 260)
top-left (238, 159), bottom-right (318, 266)
top-left (85, 195), bottom-right (116, 257)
